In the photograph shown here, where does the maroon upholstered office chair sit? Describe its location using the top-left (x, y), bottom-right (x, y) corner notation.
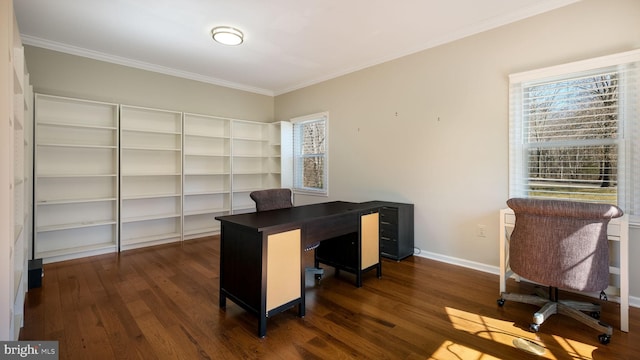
top-left (498, 198), bottom-right (623, 344)
top-left (249, 189), bottom-right (324, 282)
top-left (249, 188), bottom-right (294, 212)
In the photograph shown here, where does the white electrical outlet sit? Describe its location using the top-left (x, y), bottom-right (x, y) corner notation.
top-left (477, 225), bottom-right (487, 237)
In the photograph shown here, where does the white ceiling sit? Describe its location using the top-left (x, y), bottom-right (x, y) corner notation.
top-left (14, 0), bottom-right (578, 96)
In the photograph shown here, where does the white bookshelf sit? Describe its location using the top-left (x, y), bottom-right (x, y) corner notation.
top-left (34, 94), bottom-right (119, 263)
top-left (231, 120), bottom-right (270, 213)
top-left (183, 116), bottom-right (288, 234)
top-left (267, 121), bottom-right (292, 189)
top-left (23, 75), bottom-right (34, 273)
top-left (183, 113), bottom-right (231, 239)
top-left (32, 93), bottom-right (284, 258)
top-left (3, 3), bottom-right (32, 339)
top-left (120, 105), bottom-right (182, 250)
top-left (12, 47), bottom-right (26, 332)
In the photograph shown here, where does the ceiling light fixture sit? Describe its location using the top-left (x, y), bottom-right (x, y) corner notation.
top-left (211, 26), bottom-right (244, 46)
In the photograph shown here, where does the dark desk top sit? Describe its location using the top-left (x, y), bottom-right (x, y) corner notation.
top-left (215, 201), bottom-right (379, 233)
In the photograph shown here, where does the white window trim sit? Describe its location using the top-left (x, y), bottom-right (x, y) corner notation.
top-left (291, 112), bottom-right (329, 197)
top-left (509, 49), bottom-right (640, 227)
top-left (509, 50), bottom-right (640, 83)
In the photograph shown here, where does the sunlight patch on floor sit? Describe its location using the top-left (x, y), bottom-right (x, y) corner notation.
top-left (551, 334), bottom-right (597, 359)
top-left (429, 340), bottom-right (502, 360)
top-left (445, 306), bottom-right (540, 347)
top-left (442, 307), bottom-right (597, 359)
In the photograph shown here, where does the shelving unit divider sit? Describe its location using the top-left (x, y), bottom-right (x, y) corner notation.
top-left (183, 112), bottom-right (232, 239)
top-left (230, 119), bottom-right (270, 214)
top-left (120, 105), bottom-right (183, 250)
top-left (34, 94), bottom-right (119, 263)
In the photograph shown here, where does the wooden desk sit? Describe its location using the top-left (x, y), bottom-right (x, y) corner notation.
top-left (215, 201), bottom-right (381, 337)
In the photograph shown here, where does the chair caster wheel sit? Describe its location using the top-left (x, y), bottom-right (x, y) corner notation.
top-left (529, 323), bottom-right (540, 332)
top-left (598, 334), bottom-right (611, 345)
top-left (497, 299), bottom-right (505, 307)
top-left (590, 311), bottom-right (600, 319)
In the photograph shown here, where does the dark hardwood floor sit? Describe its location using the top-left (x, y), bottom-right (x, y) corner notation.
top-left (20, 236), bottom-right (640, 359)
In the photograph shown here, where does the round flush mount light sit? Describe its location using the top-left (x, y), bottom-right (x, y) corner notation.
top-left (211, 26), bottom-right (244, 46)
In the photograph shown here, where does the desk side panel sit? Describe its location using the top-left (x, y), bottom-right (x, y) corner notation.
top-left (361, 212), bottom-right (379, 270)
top-left (220, 223), bottom-right (262, 312)
top-left (397, 204), bottom-right (414, 259)
top-left (266, 229), bottom-right (301, 312)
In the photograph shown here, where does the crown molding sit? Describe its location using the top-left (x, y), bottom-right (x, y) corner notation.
top-left (21, 34), bottom-right (275, 97)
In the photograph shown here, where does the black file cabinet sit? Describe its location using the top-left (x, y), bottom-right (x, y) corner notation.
top-left (365, 201), bottom-right (414, 261)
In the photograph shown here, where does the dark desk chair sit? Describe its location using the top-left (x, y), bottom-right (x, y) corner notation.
top-left (498, 198), bottom-right (623, 344)
top-left (249, 188), bottom-right (324, 282)
top-left (250, 188), bottom-right (294, 212)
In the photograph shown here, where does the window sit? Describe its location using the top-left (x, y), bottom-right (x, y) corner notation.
top-left (509, 50), bottom-right (640, 224)
top-left (291, 112), bottom-right (328, 196)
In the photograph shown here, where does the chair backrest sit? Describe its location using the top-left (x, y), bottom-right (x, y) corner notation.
top-left (250, 188), bottom-right (293, 212)
top-left (507, 198), bottom-right (623, 292)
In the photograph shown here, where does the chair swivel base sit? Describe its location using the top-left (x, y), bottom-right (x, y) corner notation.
top-left (305, 267), bottom-right (324, 283)
top-left (498, 291), bottom-right (612, 345)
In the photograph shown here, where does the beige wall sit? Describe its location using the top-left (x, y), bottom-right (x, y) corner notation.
top-left (24, 46), bottom-right (274, 121)
top-left (275, 0), bottom-right (640, 301)
top-left (22, 0), bottom-right (640, 303)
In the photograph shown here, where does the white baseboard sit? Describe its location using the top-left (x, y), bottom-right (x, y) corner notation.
top-left (414, 250), bottom-right (640, 309)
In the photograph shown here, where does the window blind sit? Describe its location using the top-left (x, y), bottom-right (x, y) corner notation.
top-left (509, 50), bottom-right (640, 224)
top-left (291, 112), bottom-right (328, 195)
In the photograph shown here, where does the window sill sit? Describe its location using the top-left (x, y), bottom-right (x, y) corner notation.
top-left (293, 189), bottom-right (328, 197)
